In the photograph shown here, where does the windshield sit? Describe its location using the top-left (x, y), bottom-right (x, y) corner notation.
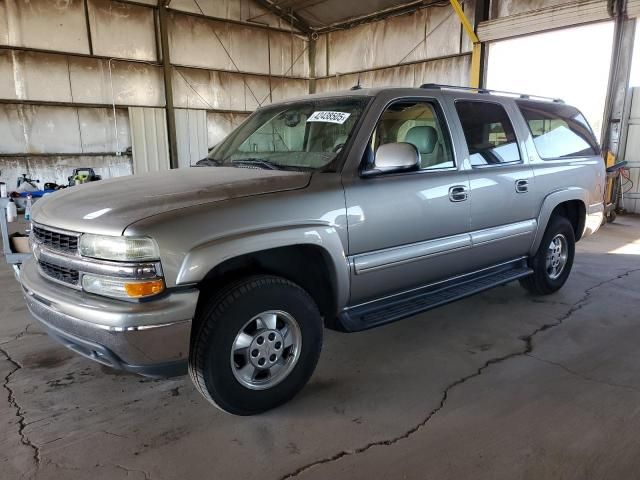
top-left (202, 97), bottom-right (371, 172)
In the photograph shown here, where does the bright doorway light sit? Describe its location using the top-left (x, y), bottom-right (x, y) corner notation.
top-left (487, 22), bottom-right (614, 140)
top-left (630, 19), bottom-right (640, 87)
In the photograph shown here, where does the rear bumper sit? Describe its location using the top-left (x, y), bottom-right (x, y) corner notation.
top-left (584, 202), bottom-right (605, 237)
top-left (20, 258), bottom-right (199, 378)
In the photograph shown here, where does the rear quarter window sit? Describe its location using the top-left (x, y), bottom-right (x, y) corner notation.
top-left (517, 100), bottom-right (600, 159)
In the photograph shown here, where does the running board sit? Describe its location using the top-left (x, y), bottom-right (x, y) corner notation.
top-left (338, 259), bottom-right (533, 332)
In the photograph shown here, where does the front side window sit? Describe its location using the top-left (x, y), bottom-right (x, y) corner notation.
top-left (517, 100), bottom-right (600, 159)
top-left (204, 97), bottom-right (370, 172)
top-left (365, 101), bottom-right (455, 171)
top-left (455, 101), bottom-right (522, 167)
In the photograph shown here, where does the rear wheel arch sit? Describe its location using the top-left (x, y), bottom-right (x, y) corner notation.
top-left (550, 199), bottom-right (586, 241)
top-left (531, 192), bottom-right (588, 255)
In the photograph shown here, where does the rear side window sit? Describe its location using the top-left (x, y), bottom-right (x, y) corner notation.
top-left (517, 101), bottom-right (600, 159)
top-left (455, 101), bottom-right (522, 166)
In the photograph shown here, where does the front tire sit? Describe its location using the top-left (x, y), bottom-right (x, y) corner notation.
top-left (519, 215), bottom-right (575, 295)
top-left (189, 275), bottom-right (323, 415)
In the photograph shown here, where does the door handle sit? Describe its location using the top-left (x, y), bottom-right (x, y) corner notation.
top-left (448, 185), bottom-right (468, 202)
top-left (515, 179), bottom-right (529, 193)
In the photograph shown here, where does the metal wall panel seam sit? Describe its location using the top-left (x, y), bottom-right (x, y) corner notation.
top-left (312, 52), bottom-right (472, 80)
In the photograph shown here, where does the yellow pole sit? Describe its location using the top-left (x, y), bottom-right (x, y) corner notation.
top-left (449, 0), bottom-right (482, 88)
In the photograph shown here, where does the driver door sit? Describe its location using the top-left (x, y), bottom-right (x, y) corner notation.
top-left (344, 98), bottom-right (471, 305)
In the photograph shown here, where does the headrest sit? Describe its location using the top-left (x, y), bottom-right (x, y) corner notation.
top-left (405, 126), bottom-right (437, 155)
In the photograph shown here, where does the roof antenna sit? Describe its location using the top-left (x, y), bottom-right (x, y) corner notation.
top-left (350, 73), bottom-right (362, 90)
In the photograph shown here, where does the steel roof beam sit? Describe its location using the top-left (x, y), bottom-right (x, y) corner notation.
top-left (251, 0), bottom-right (313, 33)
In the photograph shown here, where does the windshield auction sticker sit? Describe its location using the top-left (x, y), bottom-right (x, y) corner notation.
top-left (307, 111), bottom-right (351, 124)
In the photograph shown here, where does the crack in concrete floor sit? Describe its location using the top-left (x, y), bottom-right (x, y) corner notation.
top-left (279, 267), bottom-right (640, 479)
top-left (526, 354), bottom-right (640, 394)
top-left (1, 345), bottom-right (42, 471)
top-left (0, 324), bottom-right (40, 347)
top-left (2, 259), bottom-right (638, 479)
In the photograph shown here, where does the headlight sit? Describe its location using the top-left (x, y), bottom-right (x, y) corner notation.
top-left (82, 274), bottom-right (165, 300)
top-left (79, 234), bottom-right (159, 262)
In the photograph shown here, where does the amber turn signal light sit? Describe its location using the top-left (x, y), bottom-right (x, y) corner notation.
top-left (124, 279), bottom-right (165, 298)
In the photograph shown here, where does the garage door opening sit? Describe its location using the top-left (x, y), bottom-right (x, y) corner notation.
top-left (486, 22), bottom-right (615, 140)
top-left (630, 19), bottom-right (640, 87)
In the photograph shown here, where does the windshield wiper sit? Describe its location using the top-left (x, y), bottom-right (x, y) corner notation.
top-left (195, 157), bottom-right (223, 167)
top-left (231, 158), bottom-right (283, 170)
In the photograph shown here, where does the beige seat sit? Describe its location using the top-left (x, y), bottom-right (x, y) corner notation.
top-left (404, 126), bottom-right (442, 168)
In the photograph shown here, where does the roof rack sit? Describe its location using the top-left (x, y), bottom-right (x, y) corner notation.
top-left (419, 83), bottom-right (565, 103)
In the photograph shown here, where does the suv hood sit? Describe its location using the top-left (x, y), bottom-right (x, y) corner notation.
top-left (32, 167), bottom-right (311, 235)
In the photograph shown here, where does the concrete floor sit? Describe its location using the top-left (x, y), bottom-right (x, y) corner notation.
top-left (2, 217), bottom-right (640, 480)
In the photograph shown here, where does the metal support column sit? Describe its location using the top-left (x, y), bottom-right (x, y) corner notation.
top-left (450, 0), bottom-right (483, 88)
top-left (601, 0), bottom-right (635, 164)
top-left (158, 0), bottom-right (179, 169)
top-left (474, 0), bottom-right (490, 87)
top-left (309, 35), bottom-right (317, 94)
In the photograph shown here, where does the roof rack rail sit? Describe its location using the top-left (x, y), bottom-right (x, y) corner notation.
top-left (419, 83), bottom-right (564, 103)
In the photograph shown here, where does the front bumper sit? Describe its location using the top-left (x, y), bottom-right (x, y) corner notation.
top-left (19, 258), bottom-right (199, 378)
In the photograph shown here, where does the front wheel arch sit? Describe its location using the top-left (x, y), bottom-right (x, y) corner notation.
top-left (193, 244), bottom-right (342, 337)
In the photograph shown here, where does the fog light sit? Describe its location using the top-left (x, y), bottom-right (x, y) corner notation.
top-left (82, 275), bottom-right (164, 300)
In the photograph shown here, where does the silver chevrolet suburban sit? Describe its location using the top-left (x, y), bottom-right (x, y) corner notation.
top-left (20, 85), bottom-right (605, 415)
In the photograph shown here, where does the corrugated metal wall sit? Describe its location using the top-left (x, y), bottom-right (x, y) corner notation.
top-left (175, 108), bottom-right (208, 168)
top-left (620, 88), bottom-right (640, 213)
top-left (0, 0), bottom-right (475, 188)
top-left (0, 0), bottom-right (312, 188)
top-left (129, 107), bottom-right (170, 174)
top-left (313, 1), bottom-right (475, 93)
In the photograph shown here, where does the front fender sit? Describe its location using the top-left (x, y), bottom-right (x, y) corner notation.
top-left (529, 187), bottom-right (590, 255)
top-left (176, 224), bottom-right (351, 310)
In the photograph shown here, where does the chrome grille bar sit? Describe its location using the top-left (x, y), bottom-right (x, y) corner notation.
top-left (32, 224), bottom-right (80, 254)
top-left (33, 244), bottom-right (162, 280)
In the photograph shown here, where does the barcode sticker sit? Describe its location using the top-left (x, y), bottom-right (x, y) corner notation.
top-left (307, 111), bottom-right (351, 124)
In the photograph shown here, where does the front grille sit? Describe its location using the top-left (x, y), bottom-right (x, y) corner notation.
top-left (32, 226), bottom-right (79, 253)
top-left (38, 260), bottom-right (80, 286)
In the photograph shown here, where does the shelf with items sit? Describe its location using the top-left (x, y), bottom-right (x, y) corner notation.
top-left (1, 197), bottom-right (34, 270)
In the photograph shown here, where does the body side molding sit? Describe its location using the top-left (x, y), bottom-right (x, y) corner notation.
top-left (351, 219), bottom-right (537, 275)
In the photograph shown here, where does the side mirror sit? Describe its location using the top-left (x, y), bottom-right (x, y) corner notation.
top-left (362, 142), bottom-right (420, 177)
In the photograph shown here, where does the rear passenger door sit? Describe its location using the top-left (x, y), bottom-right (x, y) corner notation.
top-left (451, 99), bottom-right (538, 270)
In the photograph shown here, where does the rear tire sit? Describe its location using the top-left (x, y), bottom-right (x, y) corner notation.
top-left (519, 215), bottom-right (575, 295)
top-left (189, 275), bottom-right (323, 415)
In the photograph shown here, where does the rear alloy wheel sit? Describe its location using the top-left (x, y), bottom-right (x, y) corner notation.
top-left (520, 215), bottom-right (575, 295)
top-left (189, 275), bottom-right (323, 415)
top-left (545, 233), bottom-right (569, 280)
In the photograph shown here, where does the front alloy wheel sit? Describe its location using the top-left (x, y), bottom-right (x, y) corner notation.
top-left (189, 275), bottom-right (323, 415)
top-left (231, 310), bottom-right (302, 390)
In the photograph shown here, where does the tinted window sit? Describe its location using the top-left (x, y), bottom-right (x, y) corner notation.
top-left (455, 101), bottom-right (522, 166)
top-left (517, 100), bottom-right (600, 159)
top-left (367, 101), bottom-right (454, 170)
